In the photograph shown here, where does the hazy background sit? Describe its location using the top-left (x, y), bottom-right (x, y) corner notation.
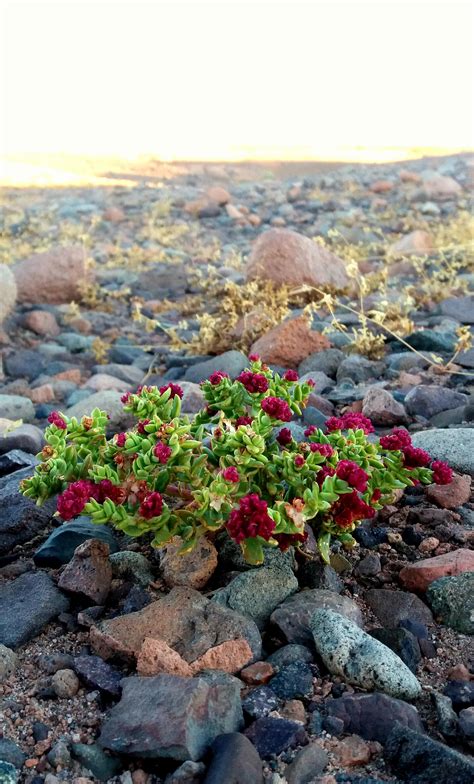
top-left (1, 0), bottom-right (473, 167)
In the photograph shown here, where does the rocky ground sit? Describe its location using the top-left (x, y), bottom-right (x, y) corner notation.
top-left (0, 153), bottom-right (473, 784)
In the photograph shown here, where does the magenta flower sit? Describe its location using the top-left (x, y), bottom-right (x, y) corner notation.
top-left (261, 396), bottom-right (292, 421)
top-left (139, 491), bottom-right (163, 519)
top-left (154, 442), bottom-right (172, 464)
top-left (159, 383), bottom-right (183, 399)
top-left (379, 428), bottom-right (412, 451)
top-left (47, 411), bottom-right (67, 430)
top-left (336, 459), bottom-right (369, 492)
top-left (222, 466), bottom-right (240, 483)
top-left (431, 460), bottom-right (453, 485)
top-left (209, 371), bottom-right (229, 385)
top-left (237, 371), bottom-right (269, 394)
top-left (227, 493), bottom-right (275, 544)
top-left (276, 427), bottom-right (293, 446)
top-left (325, 412), bottom-right (374, 434)
top-left (283, 369), bottom-right (299, 381)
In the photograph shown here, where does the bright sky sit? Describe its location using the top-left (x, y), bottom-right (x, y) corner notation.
top-left (1, 0), bottom-right (473, 161)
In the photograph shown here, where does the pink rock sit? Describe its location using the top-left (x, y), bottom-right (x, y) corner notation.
top-left (29, 384), bottom-right (55, 404)
top-left (58, 539), bottom-right (112, 604)
top-left (246, 228), bottom-right (349, 291)
top-left (178, 381), bottom-right (206, 415)
top-left (206, 186), bottom-right (231, 205)
top-left (14, 246), bottom-right (93, 305)
top-left (23, 310), bottom-right (60, 336)
top-left (362, 387), bottom-right (407, 426)
top-left (103, 207), bottom-right (125, 222)
top-left (83, 373), bottom-right (131, 393)
top-left (190, 639), bottom-right (253, 675)
top-left (240, 661), bottom-right (275, 685)
top-left (422, 174), bottom-right (462, 200)
top-left (390, 230), bottom-right (433, 257)
top-left (250, 315), bottom-right (330, 369)
top-left (370, 180), bottom-right (394, 193)
top-left (426, 474), bottom-right (471, 509)
top-left (137, 638), bottom-right (192, 677)
top-left (399, 548), bottom-right (474, 592)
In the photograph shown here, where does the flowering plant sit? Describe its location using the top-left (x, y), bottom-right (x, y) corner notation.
top-left (21, 357), bottom-right (452, 565)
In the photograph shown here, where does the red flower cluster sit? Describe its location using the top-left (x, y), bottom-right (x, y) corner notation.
top-left (209, 371), bottom-right (229, 385)
top-left (317, 465), bottom-right (336, 487)
top-left (121, 392), bottom-right (131, 404)
top-left (336, 459), bottom-right (369, 492)
top-left (309, 443), bottom-right (334, 458)
top-left (332, 490), bottom-right (375, 528)
top-left (47, 411), bottom-right (67, 430)
top-left (227, 493), bottom-right (275, 544)
top-left (379, 428), bottom-right (411, 451)
top-left (294, 454), bottom-right (305, 467)
top-left (154, 442), bottom-right (172, 463)
top-left (283, 369), bottom-right (299, 382)
top-left (115, 432), bottom-right (127, 447)
top-left (137, 419), bottom-right (151, 434)
top-left (57, 479), bottom-right (122, 521)
top-left (248, 354), bottom-right (260, 362)
top-left (159, 383), bottom-right (183, 399)
top-left (402, 445), bottom-right (431, 468)
top-left (304, 425), bottom-right (317, 437)
top-left (139, 491), bottom-right (163, 519)
top-left (235, 416), bottom-right (253, 427)
top-left (237, 371), bottom-right (269, 394)
top-left (222, 466), bottom-right (240, 483)
top-left (325, 412), bottom-right (375, 434)
top-left (431, 460), bottom-right (453, 485)
top-left (261, 397), bottom-right (292, 422)
top-left (274, 531), bottom-right (308, 551)
top-left (276, 427), bottom-right (293, 446)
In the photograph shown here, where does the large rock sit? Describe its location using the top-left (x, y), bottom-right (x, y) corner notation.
top-left (66, 390), bottom-right (131, 430)
top-left (399, 549), bottom-right (474, 593)
top-left (405, 386), bottom-right (467, 419)
top-left (310, 609), bottom-right (421, 699)
top-left (0, 467), bottom-right (56, 555)
top-left (426, 573), bottom-right (474, 634)
top-left (90, 586), bottom-right (261, 663)
top-left (203, 732), bottom-right (263, 784)
top-left (0, 396), bottom-right (35, 423)
top-left (249, 315), bottom-right (330, 369)
top-left (420, 174), bottom-right (463, 200)
top-left (99, 674), bottom-right (243, 761)
top-left (246, 229), bottom-right (349, 291)
top-left (365, 589), bottom-right (433, 626)
top-left (34, 519), bottom-right (119, 567)
top-left (212, 567), bottom-right (298, 629)
top-left (13, 246), bottom-right (92, 304)
top-left (384, 724), bottom-right (474, 783)
top-left (183, 352), bottom-right (248, 383)
top-left (326, 692), bottom-right (424, 743)
top-left (411, 429), bottom-right (474, 477)
top-left (0, 265), bottom-right (17, 325)
top-left (244, 716), bottom-right (307, 758)
top-left (440, 295), bottom-right (474, 325)
top-left (0, 423), bottom-right (44, 455)
top-left (270, 589), bottom-right (363, 646)
top-left (58, 539), bottom-right (112, 604)
top-left (0, 571), bottom-right (69, 648)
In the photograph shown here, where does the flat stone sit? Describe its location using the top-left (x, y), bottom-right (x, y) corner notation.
top-left (0, 571), bottom-right (69, 649)
top-left (34, 519), bottom-right (119, 567)
top-left (244, 717), bottom-right (307, 758)
top-left (0, 467), bottom-right (56, 555)
top-left (297, 562), bottom-right (343, 592)
top-left (241, 686), bottom-right (279, 720)
top-left (0, 739), bottom-right (25, 769)
top-left (212, 567), bottom-right (298, 629)
top-left (183, 352), bottom-right (248, 383)
top-left (90, 586), bottom-right (261, 663)
top-left (365, 589), bottom-right (433, 626)
top-left (0, 450), bottom-right (37, 478)
top-left (399, 549), bottom-right (474, 592)
top-left (99, 674), bottom-right (243, 761)
top-left (411, 429), bottom-right (474, 477)
top-left (266, 644), bottom-right (314, 669)
top-left (73, 654), bottom-right (123, 699)
top-left (202, 732), bottom-right (263, 784)
top-left (310, 609), bottom-right (421, 699)
top-left (270, 589), bottom-right (363, 646)
top-left (326, 693), bottom-right (424, 742)
top-left (426, 573), bottom-right (474, 633)
top-left (268, 661), bottom-right (315, 700)
top-left (405, 386), bottom-right (467, 418)
top-left (66, 390), bottom-right (131, 430)
top-left (384, 724), bottom-right (474, 784)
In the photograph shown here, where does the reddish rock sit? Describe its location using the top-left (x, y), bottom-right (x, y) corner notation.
top-left (58, 539), bottom-right (112, 604)
top-left (137, 638), bottom-right (193, 677)
top-left (13, 246), bottom-right (93, 305)
top-left (422, 174), bottom-right (462, 200)
top-left (399, 548), bottom-right (474, 592)
top-left (246, 228), bottom-right (349, 291)
top-left (306, 393), bottom-right (335, 416)
top-left (418, 537), bottom-right (440, 555)
top-left (447, 664), bottom-right (472, 681)
top-left (83, 373), bottom-right (131, 393)
top-left (53, 368), bottom-right (82, 384)
top-left (240, 661), bottom-right (275, 685)
top-left (225, 204), bottom-right (244, 220)
top-left (190, 639), bottom-right (252, 674)
top-left (250, 315), bottom-right (330, 369)
top-left (390, 230), bottom-right (433, 257)
top-left (370, 180), bottom-right (393, 193)
top-left (103, 207), bottom-right (125, 222)
top-left (206, 186), bottom-right (231, 205)
top-left (399, 170), bottom-right (422, 184)
top-left (23, 310), bottom-right (60, 336)
top-left (426, 474), bottom-right (471, 509)
top-left (280, 699), bottom-right (307, 724)
top-left (248, 214), bottom-right (261, 227)
top-left (29, 384), bottom-right (55, 404)
top-left (362, 387), bottom-right (407, 426)
top-left (160, 536), bottom-right (218, 590)
top-left (331, 734), bottom-right (371, 766)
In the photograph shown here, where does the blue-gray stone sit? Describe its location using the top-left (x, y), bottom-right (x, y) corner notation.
top-left (212, 567), bottom-right (298, 630)
top-left (34, 519), bottom-right (119, 567)
top-left (384, 724), bottom-right (474, 784)
top-left (71, 743), bottom-right (121, 781)
top-left (0, 571), bottom-right (69, 649)
top-left (426, 573), bottom-right (474, 634)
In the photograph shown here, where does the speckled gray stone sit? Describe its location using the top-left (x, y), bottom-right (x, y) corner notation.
top-left (212, 567), bottom-right (298, 629)
top-left (411, 429), bottom-right (474, 477)
top-left (310, 609), bottom-right (422, 699)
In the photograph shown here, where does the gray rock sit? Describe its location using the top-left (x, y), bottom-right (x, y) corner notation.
top-left (241, 686), bottom-right (279, 720)
top-left (405, 386), bottom-right (467, 418)
top-left (92, 363), bottom-right (144, 385)
top-left (411, 429), bottom-right (474, 477)
top-left (73, 654), bottom-right (122, 699)
top-left (310, 609), bottom-right (422, 699)
top-left (0, 571), bottom-right (69, 649)
top-left (298, 371), bottom-right (334, 394)
top-left (426, 572), bottom-right (474, 634)
top-left (432, 692), bottom-right (458, 737)
top-left (365, 589), bottom-right (433, 627)
top-left (0, 740), bottom-right (25, 769)
top-left (268, 661), bottom-right (315, 700)
top-left (0, 467), bottom-right (56, 555)
top-left (297, 562), bottom-right (343, 592)
top-left (165, 760), bottom-right (206, 784)
top-left (405, 329), bottom-right (457, 353)
top-left (244, 717), bottom-right (307, 758)
top-left (384, 724), bottom-right (474, 783)
top-left (356, 554), bottom-right (382, 578)
top-left (110, 551), bottom-right (155, 586)
top-left (212, 567), bottom-right (298, 630)
top-left (99, 674), bottom-right (243, 761)
top-left (34, 518), bottom-right (119, 567)
top-left (0, 645), bottom-right (17, 682)
top-left (183, 351), bottom-right (248, 383)
top-left (0, 396), bottom-right (35, 423)
top-left (336, 356), bottom-right (384, 384)
top-left (70, 743), bottom-right (121, 781)
top-left (203, 732), bottom-right (263, 784)
top-left (266, 644), bottom-right (314, 669)
top-left (0, 761), bottom-right (18, 784)
top-left (66, 390), bottom-right (131, 430)
top-left (298, 348), bottom-right (345, 379)
top-left (326, 692), bottom-right (424, 742)
top-left (459, 707), bottom-right (474, 739)
top-left (0, 450), bottom-right (38, 478)
top-left (284, 743), bottom-right (329, 783)
top-left (4, 350), bottom-right (46, 381)
top-left (0, 425), bottom-right (44, 455)
top-left (369, 627), bottom-right (421, 673)
top-left (270, 589), bottom-right (363, 646)
top-left (440, 295), bottom-right (474, 325)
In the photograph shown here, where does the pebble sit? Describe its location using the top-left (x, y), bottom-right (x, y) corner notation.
top-left (244, 717), bottom-right (307, 758)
